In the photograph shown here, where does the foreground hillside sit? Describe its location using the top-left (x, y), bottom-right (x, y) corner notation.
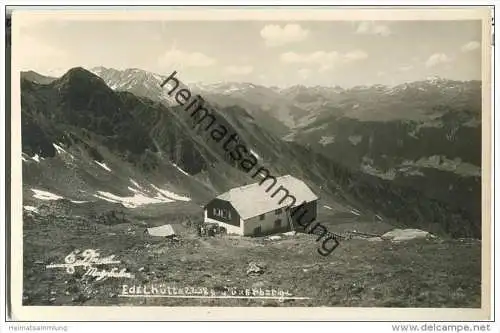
top-left (23, 202), bottom-right (481, 308)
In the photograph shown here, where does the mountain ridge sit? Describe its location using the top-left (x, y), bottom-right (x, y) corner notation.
top-left (21, 67), bottom-right (481, 238)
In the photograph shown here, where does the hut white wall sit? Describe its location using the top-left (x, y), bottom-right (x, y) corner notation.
top-left (242, 208), bottom-right (289, 236)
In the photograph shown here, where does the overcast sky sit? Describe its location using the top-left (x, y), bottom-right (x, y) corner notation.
top-left (18, 19), bottom-right (482, 88)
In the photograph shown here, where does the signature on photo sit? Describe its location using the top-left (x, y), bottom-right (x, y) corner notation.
top-left (46, 249), bottom-right (135, 281)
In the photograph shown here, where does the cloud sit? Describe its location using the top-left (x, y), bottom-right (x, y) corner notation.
top-left (281, 51), bottom-right (340, 72)
top-left (260, 24), bottom-right (309, 46)
top-left (398, 65), bottom-right (414, 72)
top-left (281, 49), bottom-right (368, 71)
top-left (158, 49), bottom-right (216, 68)
top-left (18, 35), bottom-right (70, 74)
top-left (225, 65), bottom-right (254, 75)
top-left (355, 21), bottom-right (391, 37)
top-left (425, 53), bottom-right (452, 68)
top-left (257, 74), bottom-right (268, 83)
top-left (344, 50), bottom-right (369, 61)
top-left (461, 41), bottom-right (480, 52)
top-left (298, 68), bottom-right (311, 79)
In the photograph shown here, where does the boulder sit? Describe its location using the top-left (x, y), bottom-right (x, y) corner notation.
top-left (381, 228), bottom-right (433, 241)
top-left (247, 262), bottom-right (265, 276)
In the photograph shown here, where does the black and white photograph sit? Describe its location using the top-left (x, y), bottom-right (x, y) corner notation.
top-left (8, 6), bottom-right (493, 321)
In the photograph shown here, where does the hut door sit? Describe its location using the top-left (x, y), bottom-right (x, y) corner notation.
top-left (253, 226), bottom-right (262, 236)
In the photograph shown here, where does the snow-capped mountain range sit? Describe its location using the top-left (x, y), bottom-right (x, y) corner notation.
top-left (88, 66), bottom-right (480, 127)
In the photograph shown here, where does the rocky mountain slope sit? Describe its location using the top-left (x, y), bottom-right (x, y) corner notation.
top-left (21, 68), bottom-right (481, 238)
top-left (283, 79), bottom-right (482, 232)
top-left (88, 67), bottom-right (302, 136)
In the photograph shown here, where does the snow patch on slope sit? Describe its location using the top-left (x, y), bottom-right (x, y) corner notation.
top-left (52, 143), bottom-right (67, 154)
top-left (348, 135), bottom-right (363, 146)
top-left (94, 191), bottom-right (173, 208)
top-left (53, 143), bottom-right (75, 160)
top-left (31, 189), bottom-right (64, 201)
top-left (151, 184), bottom-right (191, 202)
top-left (24, 206), bottom-right (39, 213)
top-left (250, 149), bottom-right (260, 159)
top-left (319, 136), bottom-right (335, 146)
top-left (92, 179), bottom-right (190, 208)
top-left (349, 208), bottom-right (362, 216)
top-left (94, 160), bottom-right (112, 172)
top-left (172, 163), bottom-right (190, 176)
top-left (30, 189), bottom-right (87, 203)
top-left (130, 179), bottom-right (144, 190)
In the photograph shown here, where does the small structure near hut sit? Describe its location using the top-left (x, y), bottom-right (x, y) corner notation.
top-left (146, 224), bottom-right (178, 240)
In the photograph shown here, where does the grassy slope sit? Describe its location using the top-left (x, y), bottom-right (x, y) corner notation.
top-left (23, 202), bottom-right (481, 308)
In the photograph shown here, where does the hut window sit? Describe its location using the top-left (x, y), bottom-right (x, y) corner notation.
top-left (259, 214), bottom-right (265, 220)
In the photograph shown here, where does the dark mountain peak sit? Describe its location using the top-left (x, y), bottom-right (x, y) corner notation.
top-left (64, 66), bottom-right (101, 79)
top-left (54, 67), bottom-right (110, 91)
top-left (48, 67), bottom-right (126, 121)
